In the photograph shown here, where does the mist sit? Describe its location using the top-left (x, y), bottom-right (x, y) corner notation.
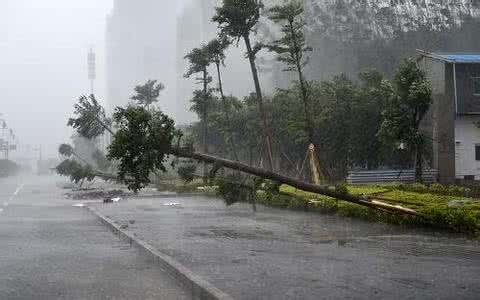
top-left (1, 1), bottom-right (480, 299)
top-left (0, 0), bottom-right (257, 162)
top-left (1, 0), bottom-right (113, 159)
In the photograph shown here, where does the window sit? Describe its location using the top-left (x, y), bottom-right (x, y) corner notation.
top-left (473, 77), bottom-right (480, 95)
top-left (475, 144), bottom-right (480, 161)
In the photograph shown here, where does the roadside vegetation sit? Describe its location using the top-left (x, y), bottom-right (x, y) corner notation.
top-left (0, 160), bottom-right (20, 178)
top-left (260, 184), bottom-right (480, 236)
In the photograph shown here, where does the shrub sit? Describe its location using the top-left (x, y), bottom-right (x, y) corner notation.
top-left (409, 183), bottom-right (428, 193)
top-left (429, 183), bottom-right (446, 194)
top-left (0, 160), bottom-right (20, 178)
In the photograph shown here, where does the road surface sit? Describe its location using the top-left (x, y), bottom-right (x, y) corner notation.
top-left (93, 194), bottom-right (480, 300)
top-left (0, 175), bottom-right (188, 300)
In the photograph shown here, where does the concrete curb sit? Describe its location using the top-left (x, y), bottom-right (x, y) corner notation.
top-left (85, 205), bottom-right (234, 300)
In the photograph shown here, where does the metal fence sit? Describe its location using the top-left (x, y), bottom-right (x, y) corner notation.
top-left (347, 169), bottom-right (439, 185)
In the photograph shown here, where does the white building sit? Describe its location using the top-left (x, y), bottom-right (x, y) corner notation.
top-left (419, 52), bottom-right (480, 183)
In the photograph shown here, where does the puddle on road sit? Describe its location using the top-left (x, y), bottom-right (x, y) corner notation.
top-left (72, 200), bottom-right (104, 208)
top-left (187, 227), bottom-right (275, 240)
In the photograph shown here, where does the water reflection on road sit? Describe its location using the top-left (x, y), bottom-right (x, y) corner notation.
top-left (94, 195), bottom-right (480, 299)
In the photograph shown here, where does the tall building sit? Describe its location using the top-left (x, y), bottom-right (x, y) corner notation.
top-left (176, 0), bottom-right (218, 124)
top-left (106, 0), bottom-right (177, 117)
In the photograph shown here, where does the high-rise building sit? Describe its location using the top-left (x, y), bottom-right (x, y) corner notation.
top-left (106, 0), bottom-right (177, 117)
top-left (176, 0), bottom-right (218, 124)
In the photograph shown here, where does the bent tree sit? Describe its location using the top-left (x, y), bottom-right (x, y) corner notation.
top-left (184, 46), bottom-right (213, 182)
top-left (205, 37), bottom-right (240, 162)
top-left (267, 0), bottom-right (322, 184)
top-left (268, 0), bottom-right (313, 143)
top-left (213, 0), bottom-right (275, 171)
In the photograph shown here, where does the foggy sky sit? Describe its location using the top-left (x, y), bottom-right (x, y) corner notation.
top-left (0, 1), bottom-right (188, 158)
top-left (0, 0), bottom-right (114, 158)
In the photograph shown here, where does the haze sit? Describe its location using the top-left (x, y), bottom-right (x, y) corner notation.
top-left (0, 1), bottom-right (192, 158)
top-left (0, 1), bottom-right (112, 158)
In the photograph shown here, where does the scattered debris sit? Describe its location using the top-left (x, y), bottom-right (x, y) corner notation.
top-left (104, 197), bottom-right (122, 204)
top-left (66, 189), bottom-right (125, 200)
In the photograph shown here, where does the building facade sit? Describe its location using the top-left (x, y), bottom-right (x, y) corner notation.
top-left (105, 0), bottom-right (177, 117)
top-left (419, 52), bottom-right (480, 183)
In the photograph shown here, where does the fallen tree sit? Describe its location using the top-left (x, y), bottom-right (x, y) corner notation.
top-left (172, 149), bottom-right (419, 216)
top-left (59, 94), bottom-right (419, 217)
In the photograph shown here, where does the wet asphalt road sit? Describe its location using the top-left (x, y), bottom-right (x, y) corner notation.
top-left (0, 175), bottom-right (188, 300)
top-left (94, 195), bottom-right (480, 300)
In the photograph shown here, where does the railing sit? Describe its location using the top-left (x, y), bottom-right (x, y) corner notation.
top-left (347, 169), bottom-right (439, 185)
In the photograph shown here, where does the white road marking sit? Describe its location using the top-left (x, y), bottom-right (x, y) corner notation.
top-left (2, 183), bottom-right (25, 208)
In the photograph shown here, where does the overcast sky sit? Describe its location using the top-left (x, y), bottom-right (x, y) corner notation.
top-left (0, 1), bottom-right (192, 160)
top-left (0, 0), bottom-right (114, 159)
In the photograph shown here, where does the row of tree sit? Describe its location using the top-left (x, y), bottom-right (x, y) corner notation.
top-left (184, 0), bottom-right (432, 182)
top-left (56, 0), bottom-right (432, 214)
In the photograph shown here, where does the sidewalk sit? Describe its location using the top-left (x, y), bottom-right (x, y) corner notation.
top-left (92, 194), bottom-right (480, 300)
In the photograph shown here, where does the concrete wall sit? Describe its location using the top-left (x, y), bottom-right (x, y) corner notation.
top-left (454, 115), bottom-right (480, 179)
top-left (420, 56), bottom-right (456, 184)
top-left (455, 63), bottom-right (480, 114)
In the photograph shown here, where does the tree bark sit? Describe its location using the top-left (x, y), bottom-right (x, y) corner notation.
top-left (202, 69), bottom-right (209, 184)
top-left (289, 20), bottom-right (315, 144)
top-left (243, 34), bottom-right (275, 172)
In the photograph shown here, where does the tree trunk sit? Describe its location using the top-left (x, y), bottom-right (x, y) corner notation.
top-left (289, 20), bottom-right (321, 184)
top-left (215, 62), bottom-right (240, 162)
top-left (415, 143), bottom-right (423, 184)
top-left (172, 148), bottom-right (419, 216)
top-left (290, 20), bottom-right (315, 144)
top-left (250, 182), bottom-right (257, 212)
top-left (202, 69), bottom-right (209, 184)
top-left (243, 34), bottom-right (275, 172)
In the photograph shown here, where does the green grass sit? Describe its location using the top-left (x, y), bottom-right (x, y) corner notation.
top-left (261, 184), bottom-right (480, 236)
